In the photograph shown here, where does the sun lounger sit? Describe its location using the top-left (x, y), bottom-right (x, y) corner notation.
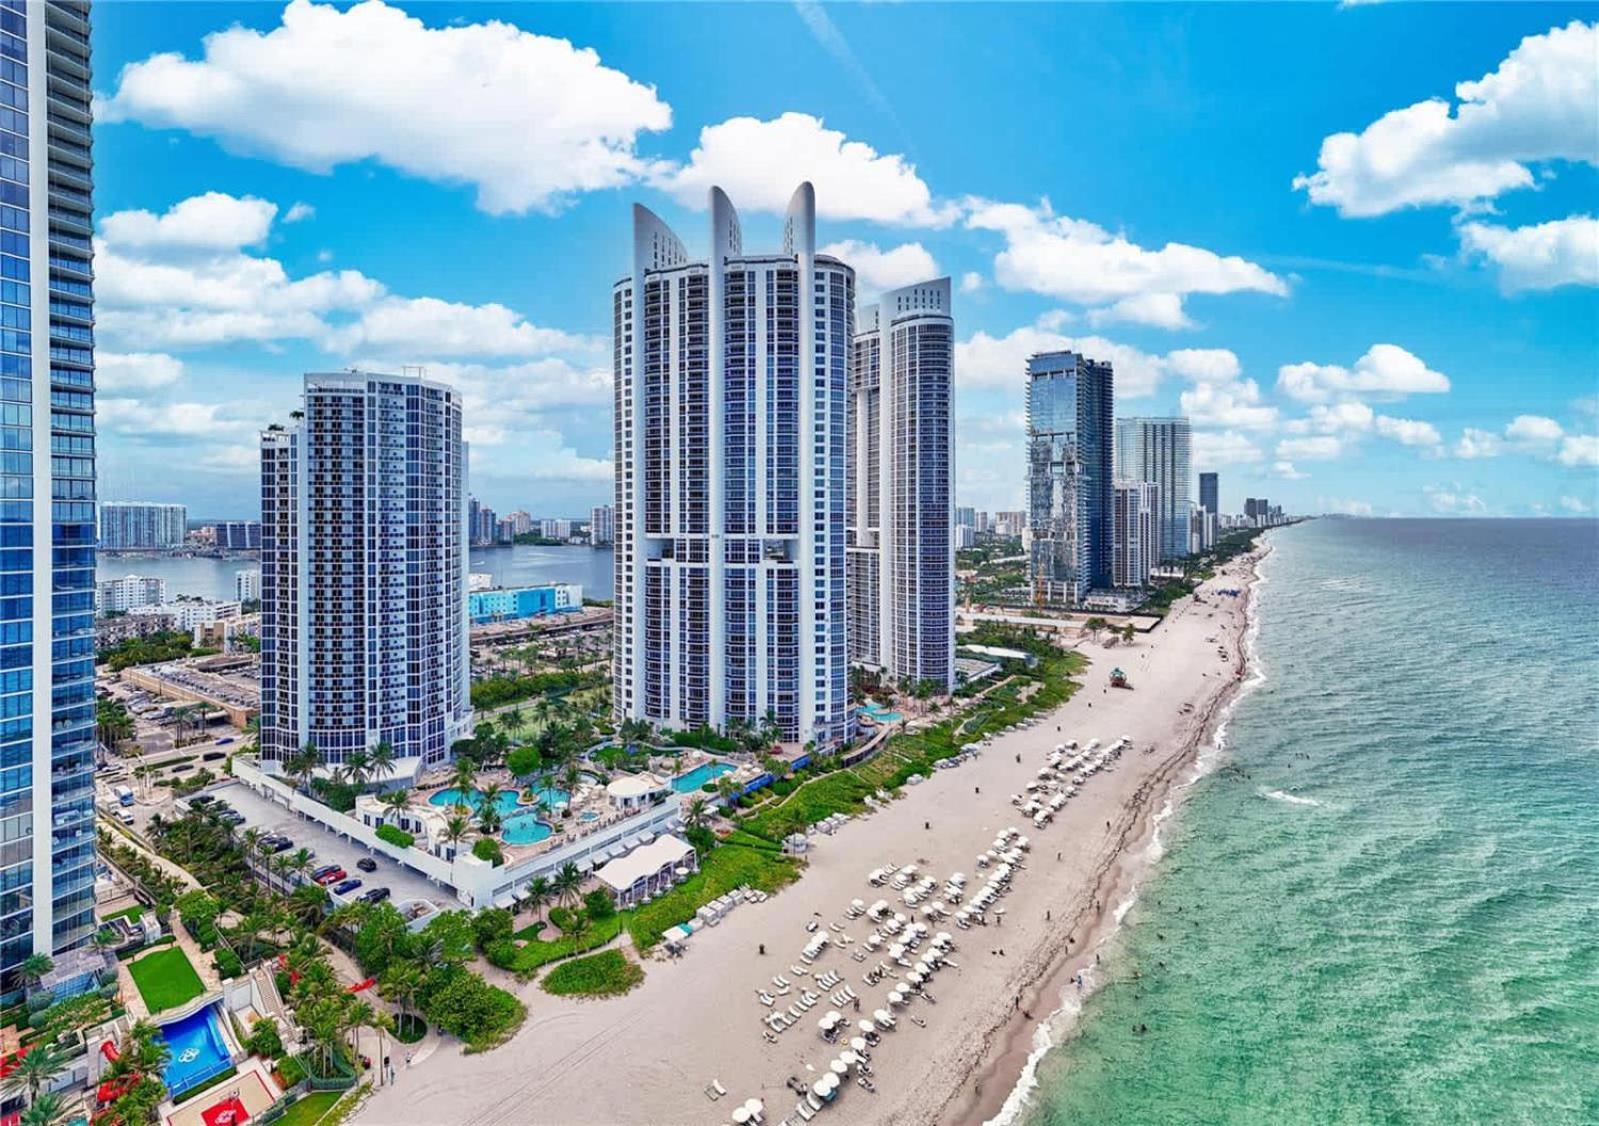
top-left (795, 1101), bottom-right (815, 1121)
top-left (707, 1086), bottom-right (722, 1101)
top-left (759, 993), bottom-right (775, 1006)
top-left (714, 1080), bottom-right (729, 1097)
top-left (806, 1094), bottom-right (824, 1111)
top-left (790, 964), bottom-right (809, 977)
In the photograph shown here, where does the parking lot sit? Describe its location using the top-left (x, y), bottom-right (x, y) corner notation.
top-left (178, 781), bottom-right (454, 910)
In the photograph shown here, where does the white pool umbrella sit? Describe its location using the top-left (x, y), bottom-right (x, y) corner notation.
top-left (830, 1059), bottom-right (848, 1075)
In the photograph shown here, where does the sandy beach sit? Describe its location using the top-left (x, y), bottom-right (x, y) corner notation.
top-left (353, 546), bottom-right (1264, 1126)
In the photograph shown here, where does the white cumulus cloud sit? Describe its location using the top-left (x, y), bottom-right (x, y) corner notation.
top-left (1459, 215), bottom-right (1599, 291)
top-left (964, 197), bottom-right (1286, 324)
top-left (99, 0), bottom-right (673, 215)
top-left (95, 352), bottom-right (186, 392)
top-left (655, 113), bottom-right (956, 227)
top-left (819, 240), bottom-right (940, 294)
top-left (1192, 429), bottom-right (1263, 466)
top-left (1276, 344), bottom-right (1450, 403)
top-left (1293, 20), bottom-right (1599, 216)
top-left (1277, 435), bottom-right (1344, 461)
top-left (1375, 414), bottom-right (1442, 447)
top-left (1559, 494), bottom-right (1592, 513)
top-left (1273, 460), bottom-right (1308, 480)
top-left (1454, 427), bottom-right (1504, 459)
top-left (1558, 434), bottom-right (1599, 467)
top-left (1505, 414), bottom-right (1564, 444)
top-left (954, 322), bottom-right (1167, 398)
top-left (99, 192), bottom-right (277, 251)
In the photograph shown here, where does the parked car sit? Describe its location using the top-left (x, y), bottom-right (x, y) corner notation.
top-left (219, 811), bottom-right (244, 826)
top-left (262, 837), bottom-right (293, 853)
top-left (332, 878), bottom-right (363, 896)
top-left (355, 857), bottom-right (378, 873)
top-left (189, 794), bottom-right (215, 807)
top-left (314, 867), bottom-right (348, 886)
top-left (310, 864), bottom-right (340, 881)
top-left (215, 737), bottom-right (235, 746)
top-left (202, 751), bottom-right (226, 762)
top-left (358, 887), bottom-right (390, 904)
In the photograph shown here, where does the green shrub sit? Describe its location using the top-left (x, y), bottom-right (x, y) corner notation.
top-left (214, 948), bottom-right (243, 980)
top-left (243, 1018), bottom-right (283, 1058)
top-left (541, 949), bottom-right (643, 998)
top-left (472, 907), bottom-right (514, 949)
top-left (375, 824), bottom-right (414, 849)
top-left (471, 837), bottom-right (504, 866)
top-left (582, 890), bottom-right (615, 921)
top-left (548, 906), bottom-right (576, 933)
top-left (276, 1055), bottom-right (307, 1088)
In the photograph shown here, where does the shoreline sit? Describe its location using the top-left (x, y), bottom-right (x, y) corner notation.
top-left (351, 542), bottom-right (1270, 1126)
top-left (944, 541), bottom-right (1270, 1126)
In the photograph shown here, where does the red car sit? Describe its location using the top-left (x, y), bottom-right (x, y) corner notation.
top-left (314, 867), bottom-right (347, 886)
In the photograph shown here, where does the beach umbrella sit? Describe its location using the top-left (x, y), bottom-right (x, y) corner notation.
top-left (830, 1059), bottom-right (848, 1076)
top-left (732, 1108), bottom-right (751, 1125)
top-left (818, 1016), bottom-right (833, 1030)
top-left (813, 1080), bottom-right (831, 1099)
top-left (840, 1050), bottom-right (859, 1067)
top-left (849, 1037), bottom-right (868, 1053)
top-left (744, 1098), bottom-right (764, 1118)
top-left (827, 1010), bottom-right (842, 1022)
top-left (859, 1020), bottom-right (877, 1035)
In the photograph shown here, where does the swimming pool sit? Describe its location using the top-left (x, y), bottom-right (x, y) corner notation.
top-left (428, 787), bottom-right (522, 816)
top-left (526, 786), bottom-right (571, 810)
top-left (672, 762), bottom-right (734, 793)
top-left (159, 1006), bottom-right (232, 1098)
top-left (501, 813), bottom-right (554, 846)
top-left (858, 701), bottom-right (904, 724)
top-left (579, 809), bottom-right (600, 823)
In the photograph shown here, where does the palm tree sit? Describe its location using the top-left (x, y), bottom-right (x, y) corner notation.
top-left (368, 740), bottom-right (396, 783)
top-left (441, 815), bottom-right (471, 856)
top-left (553, 861), bottom-right (583, 909)
top-left (450, 758), bottom-right (478, 799)
top-left (18, 1092), bottom-right (70, 1126)
top-left (288, 883), bottom-right (329, 926)
top-left (341, 748), bottom-right (374, 792)
top-left (3, 1044), bottom-right (64, 1106)
top-left (291, 741), bottom-right (322, 794)
top-left (685, 796), bottom-right (710, 831)
top-left (288, 847), bottom-right (315, 888)
top-left (523, 875), bottom-right (552, 925)
top-left (17, 953), bottom-right (52, 990)
top-left (378, 962), bottom-right (423, 1027)
top-left (378, 788), bottom-right (412, 825)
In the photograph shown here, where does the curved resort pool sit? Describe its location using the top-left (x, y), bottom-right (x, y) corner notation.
top-left (858, 701), bottom-right (903, 725)
top-left (158, 1006), bottom-right (232, 1098)
top-left (428, 787), bottom-right (521, 816)
top-left (672, 762), bottom-right (734, 793)
top-left (501, 813), bottom-right (554, 846)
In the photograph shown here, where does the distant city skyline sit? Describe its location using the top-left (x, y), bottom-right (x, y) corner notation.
top-left (82, 3), bottom-right (1596, 521)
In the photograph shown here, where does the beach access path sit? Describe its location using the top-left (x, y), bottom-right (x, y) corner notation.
top-left (351, 550), bottom-right (1262, 1126)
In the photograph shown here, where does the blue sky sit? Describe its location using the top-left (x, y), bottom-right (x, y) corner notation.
top-left (88, 1), bottom-right (1598, 519)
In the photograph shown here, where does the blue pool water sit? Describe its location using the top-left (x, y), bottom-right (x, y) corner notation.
top-left (579, 809), bottom-right (600, 822)
top-left (159, 1006), bottom-right (231, 1097)
top-left (428, 788), bottom-right (524, 816)
top-left (858, 701), bottom-right (903, 724)
top-left (501, 814), bottom-right (554, 846)
top-left (672, 762), bottom-right (733, 792)
top-left (527, 785), bottom-right (571, 809)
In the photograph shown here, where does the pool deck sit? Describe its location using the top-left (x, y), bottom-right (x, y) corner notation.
top-left (161, 1060), bottom-right (281, 1126)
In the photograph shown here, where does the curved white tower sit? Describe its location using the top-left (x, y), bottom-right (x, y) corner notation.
top-left (613, 185), bottom-right (854, 750)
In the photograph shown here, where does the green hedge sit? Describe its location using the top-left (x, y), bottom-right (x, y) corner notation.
top-left (628, 842), bottom-right (798, 951)
top-left (485, 912), bottom-right (623, 978)
top-left (375, 824), bottom-right (414, 849)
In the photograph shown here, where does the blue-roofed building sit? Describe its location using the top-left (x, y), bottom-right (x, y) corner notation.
top-left (468, 582), bottom-right (582, 625)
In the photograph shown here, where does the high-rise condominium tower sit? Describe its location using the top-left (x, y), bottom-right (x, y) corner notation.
top-left (847, 279), bottom-right (954, 691)
top-left (1112, 480), bottom-right (1160, 588)
top-left (1198, 471), bottom-right (1219, 518)
top-left (1026, 352), bottom-right (1114, 606)
top-left (259, 373), bottom-right (473, 777)
top-left (0, 0), bottom-right (99, 996)
top-left (589, 504), bottom-right (615, 546)
top-left (1117, 417), bottom-right (1193, 562)
top-left (98, 501), bottom-right (187, 549)
top-left (613, 184), bottom-right (853, 749)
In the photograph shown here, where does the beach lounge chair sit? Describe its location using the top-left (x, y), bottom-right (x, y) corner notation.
top-left (790, 964), bottom-right (809, 977)
top-left (714, 1080), bottom-right (729, 1098)
top-left (759, 993), bottom-right (775, 1006)
top-left (795, 1101), bottom-right (816, 1121)
top-left (805, 1094), bottom-right (824, 1112)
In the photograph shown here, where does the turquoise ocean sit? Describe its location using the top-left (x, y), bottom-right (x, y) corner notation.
top-left (1022, 518), bottom-right (1599, 1125)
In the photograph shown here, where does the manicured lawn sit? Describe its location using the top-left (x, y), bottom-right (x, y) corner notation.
top-left (628, 840), bottom-right (799, 950)
top-left (127, 946), bottom-right (206, 1013)
top-left (103, 905), bottom-right (144, 923)
top-left (541, 949), bottom-right (644, 998)
top-left (275, 1091), bottom-right (342, 1126)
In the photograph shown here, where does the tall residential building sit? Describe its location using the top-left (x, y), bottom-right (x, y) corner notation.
top-left (1116, 417), bottom-right (1192, 562)
top-left (613, 184), bottom-right (852, 749)
top-left (235, 568), bottom-right (261, 603)
top-left (213, 520), bottom-right (261, 550)
top-left (98, 501), bottom-right (186, 549)
top-left (590, 504), bottom-right (615, 545)
top-left (467, 496), bottom-right (497, 546)
top-left (259, 373), bottom-right (472, 777)
top-left (1112, 480), bottom-right (1160, 588)
top-left (0, 0), bottom-right (101, 995)
top-left (96, 575), bottom-right (165, 616)
top-left (1026, 351), bottom-right (1114, 606)
top-left (954, 506), bottom-right (975, 528)
top-left (539, 517), bottom-right (573, 541)
top-left (847, 279), bottom-right (955, 691)
top-left (1199, 472), bottom-right (1219, 518)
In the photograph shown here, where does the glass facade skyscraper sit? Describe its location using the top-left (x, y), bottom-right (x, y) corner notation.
top-left (1116, 417), bottom-right (1193, 562)
top-left (1026, 351), bottom-right (1114, 606)
top-left (1199, 471), bottom-right (1219, 518)
top-left (0, 0), bottom-right (97, 999)
top-left (847, 279), bottom-right (954, 690)
top-left (613, 184), bottom-right (853, 749)
top-left (97, 501), bottom-right (186, 549)
top-left (259, 373), bottom-right (472, 778)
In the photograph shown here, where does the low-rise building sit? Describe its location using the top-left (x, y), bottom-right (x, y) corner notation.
top-left (466, 582), bottom-right (582, 624)
top-left (97, 574), bottom-right (166, 616)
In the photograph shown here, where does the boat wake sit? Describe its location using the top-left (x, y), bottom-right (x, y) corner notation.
top-left (1261, 788), bottom-right (1321, 807)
